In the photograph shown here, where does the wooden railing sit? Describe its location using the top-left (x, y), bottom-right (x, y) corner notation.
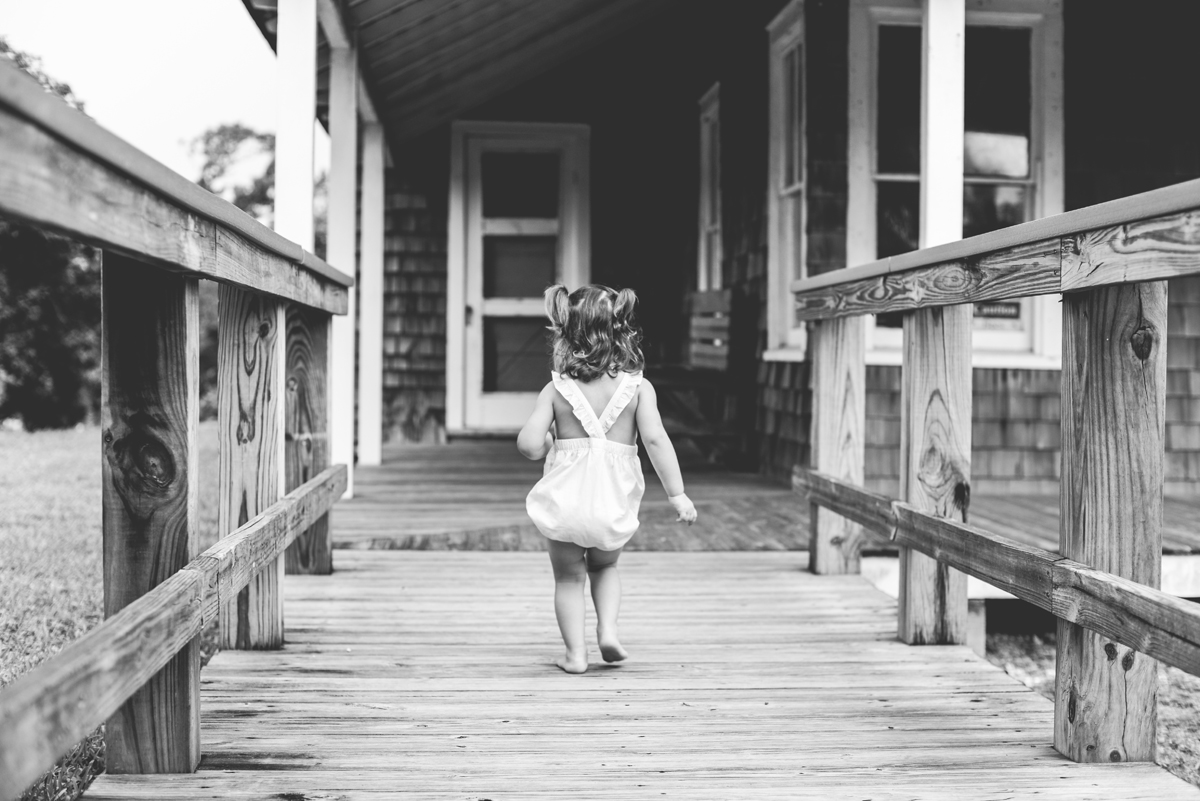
top-left (0, 59), bottom-right (352, 796)
top-left (794, 175), bottom-right (1200, 764)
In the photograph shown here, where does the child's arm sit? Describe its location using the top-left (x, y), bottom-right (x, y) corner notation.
top-left (635, 380), bottom-right (698, 524)
top-left (517, 382), bottom-right (556, 460)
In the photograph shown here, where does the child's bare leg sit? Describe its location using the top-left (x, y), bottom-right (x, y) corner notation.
top-left (587, 546), bottom-right (628, 663)
top-left (547, 540), bottom-right (589, 673)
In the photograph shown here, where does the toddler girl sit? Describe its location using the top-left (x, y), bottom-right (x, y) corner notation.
top-left (518, 284), bottom-right (698, 674)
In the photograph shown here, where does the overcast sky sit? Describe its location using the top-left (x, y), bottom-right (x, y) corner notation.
top-left (1, 0), bottom-right (329, 181)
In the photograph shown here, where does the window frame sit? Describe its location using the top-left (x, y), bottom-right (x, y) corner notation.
top-left (697, 82), bottom-right (723, 291)
top-left (847, 0), bottom-right (1064, 367)
top-left (766, 0), bottom-right (808, 355)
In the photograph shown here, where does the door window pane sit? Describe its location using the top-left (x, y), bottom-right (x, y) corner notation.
top-left (965, 27), bottom-right (1030, 178)
top-left (483, 236), bottom-right (557, 298)
top-left (482, 153), bottom-right (560, 218)
top-left (483, 318), bottom-right (550, 393)
top-left (877, 25), bottom-right (921, 175)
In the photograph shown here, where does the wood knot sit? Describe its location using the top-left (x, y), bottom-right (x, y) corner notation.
top-left (1109, 749), bottom-right (1123, 763)
top-left (953, 481), bottom-right (971, 523)
top-left (1067, 686), bottom-right (1077, 723)
top-left (1104, 642), bottom-right (1118, 661)
top-left (1130, 326), bottom-right (1154, 361)
top-left (1122, 651), bottom-right (1135, 671)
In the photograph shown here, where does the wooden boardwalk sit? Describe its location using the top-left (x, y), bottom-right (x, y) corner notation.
top-left (87, 550), bottom-right (1196, 799)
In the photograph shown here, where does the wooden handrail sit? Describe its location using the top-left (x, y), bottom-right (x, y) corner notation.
top-left (792, 178), bottom-right (1200, 321)
top-left (795, 468), bottom-right (1200, 678)
top-left (0, 59), bottom-right (351, 314)
top-left (0, 465), bottom-right (347, 799)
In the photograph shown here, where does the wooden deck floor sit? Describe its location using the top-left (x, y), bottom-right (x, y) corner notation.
top-left (333, 440), bottom-right (1200, 555)
top-left (87, 550), bottom-right (1197, 799)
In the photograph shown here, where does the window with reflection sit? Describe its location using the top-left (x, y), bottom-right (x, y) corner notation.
top-left (874, 24), bottom-right (1033, 333)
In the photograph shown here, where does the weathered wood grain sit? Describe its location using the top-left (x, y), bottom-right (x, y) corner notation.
top-left (84, 551), bottom-right (1199, 800)
top-left (0, 466), bottom-right (345, 800)
top-left (1055, 282), bottom-right (1167, 763)
top-left (795, 238), bottom-right (1061, 321)
top-left (799, 468), bottom-right (1200, 677)
top-left (0, 106), bottom-right (348, 314)
top-left (793, 176), bottom-right (1200, 295)
top-left (898, 306), bottom-right (971, 644)
top-left (808, 317), bottom-right (866, 573)
top-left (100, 254), bottom-right (200, 773)
top-left (218, 287), bottom-right (287, 649)
top-left (1062, 210), bottom-right (1200, 292)
top-left (284, 305), bottom-right (333, 574)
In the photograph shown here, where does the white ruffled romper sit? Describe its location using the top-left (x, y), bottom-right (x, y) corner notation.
top-left (526, 371), bottom-right (646, 551)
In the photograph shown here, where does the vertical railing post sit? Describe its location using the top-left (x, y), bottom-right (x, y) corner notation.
top-left (101, 253), bottom-right (200, 771)
top-left (897, 306), bottom-right (971, 643)
top-left (285, 306), bottom-right (334, 574)
top-left (808, 316), bottom-right (866, 574)
top-left (217, 287), bottom-right (286, 648)
top-left (1055, 281), bottom-right (1166, 762)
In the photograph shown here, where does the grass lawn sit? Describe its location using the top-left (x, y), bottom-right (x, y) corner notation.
top-left (0, 422), bottom-right (220, 801)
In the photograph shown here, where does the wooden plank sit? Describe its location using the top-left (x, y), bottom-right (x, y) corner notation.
top-left (0, 467), bottom-right (345, 800)
top-left (1062, 209), bottom-right (1200, 291)
top-left (793, 468), bottom-right (892, 539)
top-left (808, 317), bottom-right (866, 574)
top-left (0, 62), bottom-right (350, 309)
top-left (898, 306), bottom-right (971, 645)
top-left (284, 306), bottom-right (333, 575)
top-left (686, 288), bottom-right (733, 314)
top-left (690, 316), bottom-right (731, 341)
top-left (795, 238), bottom-right (1062, 321)
top-left (792, 178), bottom-right (1200, 295)
top-left (84, 550), bottom-right (1199, 800)
top-left (217, 287), bottom-right (287, 649)
top-left (1055, 281), bottom-right (1167, 763)
top-left (100, 254), bottom-right (200, 773)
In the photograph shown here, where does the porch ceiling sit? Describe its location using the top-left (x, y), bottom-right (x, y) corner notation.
top-left (242, 0), bottom-right (679, 145)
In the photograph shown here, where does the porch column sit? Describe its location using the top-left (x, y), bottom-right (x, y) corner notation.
top-left (275, 0), bottom-right (316, 251)
top-left (328, 43), bottom-right (359, 496)
top-left (897, 0), bottom-right (970, 644)
top-left (357, 123), bottom-right (385, 466)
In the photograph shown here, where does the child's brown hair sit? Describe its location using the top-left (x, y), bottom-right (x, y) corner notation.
top-left (544, 284), bottom-right (645, 381)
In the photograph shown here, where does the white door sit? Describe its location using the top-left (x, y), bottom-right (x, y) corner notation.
top-left (447, 122), bottom-right (590, 433)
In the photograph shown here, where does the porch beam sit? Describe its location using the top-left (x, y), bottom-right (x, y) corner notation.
top-left (897, 0), bottom-right (969, 644)
top-left (357, 123), bottom-right (385, 466)
top-left (328, 43), bottom-right (359, 495)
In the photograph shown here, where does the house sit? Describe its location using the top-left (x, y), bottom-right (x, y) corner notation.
top-left (241, 0), bottom-right (1200, 495)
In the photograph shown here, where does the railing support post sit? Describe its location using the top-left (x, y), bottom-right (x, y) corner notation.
top-left (101, 253), bottom-right (200, 772)
top-left (1054, 281), bottom-right (1166, 762)
top-left (218, 287), bottom-right (287, 648)
top-left (898, 306), bottom-right (971, 644)
top-left (808, 316), bottom-right (866, 574)
top-left (285, 306), bottom-right (334, 574)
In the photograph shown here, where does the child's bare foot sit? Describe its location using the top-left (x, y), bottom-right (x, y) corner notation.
top-left (597, 628), bottom-right (628, 663)
top-left (556, 650), bottom-right (588, 674)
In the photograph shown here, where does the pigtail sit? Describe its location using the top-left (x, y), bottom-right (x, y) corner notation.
top-left (613, 288), bottom-right (638, 328)
top-left (544, 284), bottom-right (570, 331)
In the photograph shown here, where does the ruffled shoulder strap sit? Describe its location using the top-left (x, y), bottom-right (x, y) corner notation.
top-left (596, 371), bottom-right (643, 435)
top-left (551, 372), bottom-right (605, 438)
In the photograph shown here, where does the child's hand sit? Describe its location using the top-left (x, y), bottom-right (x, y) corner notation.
top-left (668, 493), bottom-right (697, 525)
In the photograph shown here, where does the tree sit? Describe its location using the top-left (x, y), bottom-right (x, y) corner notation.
top-left (0, 38), bottom-right (101, 430)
